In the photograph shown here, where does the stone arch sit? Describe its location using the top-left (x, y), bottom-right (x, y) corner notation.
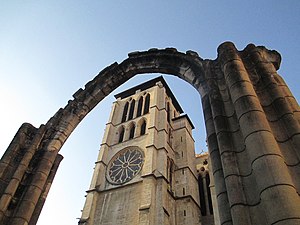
top-left (127, 121), bottom-right (136, 140)
top-left (1, 42), bottom-right (300, 225)
top-left (138, 117), bottom-right (147, 136)
top-left (121, 101), bottom-right (129, 122)
top-left (117, 125), bottom-right (125, 143)
top-left (136, 95), bottom-right (143, 117)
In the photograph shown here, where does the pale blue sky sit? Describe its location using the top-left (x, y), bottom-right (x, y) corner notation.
top-left (0, 1), bottom-right (299, 224)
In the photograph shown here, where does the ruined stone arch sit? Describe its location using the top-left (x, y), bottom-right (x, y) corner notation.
top-left (1, 42), bottom-right (300, 225)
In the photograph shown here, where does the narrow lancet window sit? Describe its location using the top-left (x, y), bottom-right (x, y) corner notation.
top-left (167, 102), bottom-right (170, 123)
top-left (143, 94), bottom-right (150, 114)
top-left (198, 174), bottom-right (207, 216)
top-left (206, 173), bottom-right (214, 215)
top-left (137, 96), bottom-right (143, 117)
top-left (140, 120), bottom-right (146, 135)
top-left (118, 126), bottom-right (125, 143)
top-left (129, 124), bottom-right (135, 139)
top-left (168, 128), bottom-right (172, 145)
top-left (128, 99), bottom-right (135, 120)
top-left (121, 102), bottom-right (129, 123)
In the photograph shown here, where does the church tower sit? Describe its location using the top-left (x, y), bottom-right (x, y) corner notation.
top-left (79, 76), bottom-right (202, 225)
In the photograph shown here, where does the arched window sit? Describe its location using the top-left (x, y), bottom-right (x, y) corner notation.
top-left (137, 96), bottom-right (143, 117)
top-left (206, 173), bottom-right (214, 215)
top-left (143, 94), bottom-right (150, 114)
top-left (118, 126), bottom-right (125, 143)
top-left (121, 102), bottom-right (129, 123)
top-left (129, 124), bottom-right (135, 139)
top-left (140, 119), bottom-right (146, 135)
top-left (169, 158), bottom-right (173, 188)
top-left (168, 128), bottom-right (172, 145)
top-left (167, 102), bottom-right (171, 123)
top-left (198, 174), bottom-right (206, 216)
top-left (128, 99), bottom-right (135, 120)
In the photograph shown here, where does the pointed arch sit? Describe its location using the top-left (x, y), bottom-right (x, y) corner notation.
top-left (167, 102), bottom-right (171, 123)
top-left (129, 123), bottom-right (136, 140)
top-left (206, 173), bottom-right (213, 215)
top-left (198, 173), bottom-right (207, 216)
top-left (121, 102), bottom-right (129, 123)
top-left (140, 118), bottom-right (147, 135)
top-left (136, 96), bottom-right (143, 117)
top-left (128, 99), bottom-right (135, 120)
top-left (168, 127), bottom-right (172, 145)
top-left (118, 126), bottom-right (125, 143)
top-left (143, 94), bottom-right (150, 114)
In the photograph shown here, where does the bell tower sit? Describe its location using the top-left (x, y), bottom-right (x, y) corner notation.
top-left (79, 76), bottom-right (201, 225)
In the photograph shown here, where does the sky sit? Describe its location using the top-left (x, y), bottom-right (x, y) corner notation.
top-left (0, 1), bottom-right (299, 224)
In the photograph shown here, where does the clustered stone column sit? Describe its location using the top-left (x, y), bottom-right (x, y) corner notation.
top-left (205, 43), bottom-right (300, 225)
top-left (0, 123), bottom-right (63, 225)
top-left (0, 42), bottom-right (299, 225)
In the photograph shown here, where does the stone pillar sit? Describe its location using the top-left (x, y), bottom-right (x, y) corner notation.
top-left (0, 124), bottom-right (45, 224)
top-left (203, 94), bottom-right (233, 225)
top-left (208, 162), bottom-right (220, 225)
top-left (0, 123), bottom-right (41, 198)
top-left (29, 154), bottom-right (63, 225)
top-left (9, 149), bottom-right (59, 225)
top-left (211, 43), bottom-right (253, 225)
top-left (218, 42), bottom-right (300, 225)
top-left (202, 173), bottom-right (210, 216)
top-left (244, 44), bottom-right (300, 194)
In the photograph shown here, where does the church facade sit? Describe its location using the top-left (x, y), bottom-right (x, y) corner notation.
top-left (79, 77), bottom-right (218, 225)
